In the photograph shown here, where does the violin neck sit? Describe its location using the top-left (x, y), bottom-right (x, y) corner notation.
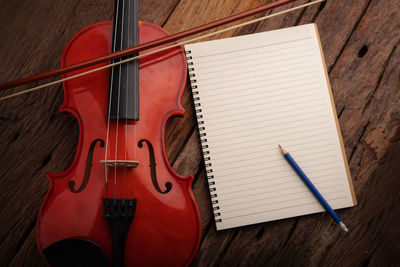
top-left (109, 0), bottom-right (140, 121)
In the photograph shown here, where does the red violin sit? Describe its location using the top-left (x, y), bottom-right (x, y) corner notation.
top-left (36, 0), bottom-right (201, 266)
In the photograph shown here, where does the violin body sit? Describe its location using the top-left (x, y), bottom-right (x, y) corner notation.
top-left (37, 20), bottom-right (201, 266)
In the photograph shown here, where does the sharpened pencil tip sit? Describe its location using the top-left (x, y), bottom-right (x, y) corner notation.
top-left (278, 144), bottom-right (287, 155)
top-left (338, 222), bottom-right (348, 232)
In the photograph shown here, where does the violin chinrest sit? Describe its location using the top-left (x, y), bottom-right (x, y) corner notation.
top-left (43, 238), bottom-right (107, 267)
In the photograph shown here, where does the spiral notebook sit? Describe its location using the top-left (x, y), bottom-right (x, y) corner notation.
top-left (184, 24), bottom-right (356, 230)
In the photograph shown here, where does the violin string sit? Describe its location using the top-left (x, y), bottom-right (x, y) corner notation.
top-left (0, 0), bottom-right (324, 102)
top-left (132, 0), bottom-right (137, 168)
top-left (114, 0), bottom-right (126, 203)
top-left (124, 0), bottom-right (130, 196)
top-left (105, 0), bottom-right (121, 200)
top-left (132, 0), bottom-right (137, 164)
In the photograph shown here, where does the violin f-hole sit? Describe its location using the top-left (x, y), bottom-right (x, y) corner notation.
top-left (69, 138), bottom-right (105, 193)
top-left (138, 139), bottom-right (172, 194)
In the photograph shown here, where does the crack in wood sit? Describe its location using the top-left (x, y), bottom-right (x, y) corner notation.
top-left (338, 105), bottom-right (346, 119)
top-left (362, 40), bottom-right (400, 114)
top-left (40, 153), bottom-right (52, 168)
top-left (294, 0), bottom-right (311, 26)
top-left (11, 131), bottom-right (20, 142)
top-left (358, 45), bottom-right (368, 58)
top-left (161, 0), bottom-right (182, 28)
top-left (69, 0), bottom-right (84, 22)
top-left (328, 0), bottom-right (374, 74)
top-left (214, 229), bottom-right (240, 266)
top-left (311, 0), bottom-right (326, 21)
top-left (197, 217), bottom-right (214, 252)
top-left (361, 257), bottom-right (371, 267)
top-left (255, 225), bottom-right (265, 241)
top-left (349, 120), bottom-right (370, 162)
top-left (281, 218), bottom-right (299, 249)
top-left (192, 162), bottom-right (205, 187)
top-left (170, 125), bottom-right (197, 166)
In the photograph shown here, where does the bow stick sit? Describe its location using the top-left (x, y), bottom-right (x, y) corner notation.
top-left (0, 0), bottom-right (325, 101)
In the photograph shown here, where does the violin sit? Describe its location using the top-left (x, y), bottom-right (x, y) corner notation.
top-left (35, 0), bottom-right (202, 266)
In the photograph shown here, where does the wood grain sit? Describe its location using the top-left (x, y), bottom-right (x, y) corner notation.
top-left (1, 0), bottom-right (399, 266)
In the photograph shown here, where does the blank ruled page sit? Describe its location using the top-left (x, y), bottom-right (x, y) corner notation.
top-left (185, 24), bottom-right (356, 230)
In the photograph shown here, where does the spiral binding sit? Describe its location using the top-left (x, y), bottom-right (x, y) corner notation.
top-left (186, 49), bottom-right (222, 223)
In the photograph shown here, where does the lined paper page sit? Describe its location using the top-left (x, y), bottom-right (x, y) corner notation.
top-left (185, 24), bottom-right (356, 230)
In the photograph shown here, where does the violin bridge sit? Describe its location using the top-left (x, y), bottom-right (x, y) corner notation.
top-left (100, 160), bottom-right (139, 168)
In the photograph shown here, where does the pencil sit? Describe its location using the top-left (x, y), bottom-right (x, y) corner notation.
top-left (278, 144), bottom-right (348, 232)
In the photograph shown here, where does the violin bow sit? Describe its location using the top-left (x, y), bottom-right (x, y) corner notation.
top-left (0, 0), bottom-right (325, 101)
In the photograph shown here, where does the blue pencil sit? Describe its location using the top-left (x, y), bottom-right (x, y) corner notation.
top-left (279, 144), bottom-right (348, 232)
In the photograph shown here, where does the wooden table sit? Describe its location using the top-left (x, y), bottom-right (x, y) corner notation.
top-left (1, 0), bottom-right (399, 266)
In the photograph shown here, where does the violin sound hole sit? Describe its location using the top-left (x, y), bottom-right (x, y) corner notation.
top-left (42, 238), bottom-right (107, 267)
top-left (138, 139), bottom-right (172, 194)
top-left (69, 139), bottom-right (105, 193)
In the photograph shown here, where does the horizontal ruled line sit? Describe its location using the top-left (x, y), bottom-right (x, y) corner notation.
top-left (210, 124), bottom-right (330, 149)
top-left (193, 37), bottom-right (311, 59)
top-left (220, 196), bottom-right (347, 221)
top-left (212, 149), bottom-right (338, 172)
top-left (198, 65), bottom-right (318, 87)
top-left (202, 82), bottom-right (321, 105)
top-left (199, 74), bottom-right (320, 98)
top-left (209, 129), bottom-right (334, 155)
top-left (218, 162), bottom-right (337, 185)
top-left (203, 89), bottom-right (322, 112)
top-left (216, 175), bottom-right (343, 196)
top-left (213, 150), bottom-right (338, 173)
top-left (203, 96), bottom-right (325, 122)
top-left (208, 109), bottom-right (324, 136)
top-left (220, 190), bottom-right (345, 213)
top-left (218, 171), bottom-right (342, 190)
top-left (193, 40), bottom-right (313, 65)
top-left (209, 137), bottom-right (335, 161)
top-left (196, 49), bottom-right (314, 73)
top-left (207, 113), bottom-right (327, 138)
top-left (215, 163), bottom-right (340, 182)
top-left (197, 56), bottom-right (316, 80)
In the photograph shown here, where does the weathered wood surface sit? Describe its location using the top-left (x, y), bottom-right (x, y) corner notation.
top-left (0, 0), bottom-right (399, 266)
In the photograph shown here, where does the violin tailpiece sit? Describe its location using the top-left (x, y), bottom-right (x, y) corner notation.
top-left (103, 198), bottom-right (137, 267)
